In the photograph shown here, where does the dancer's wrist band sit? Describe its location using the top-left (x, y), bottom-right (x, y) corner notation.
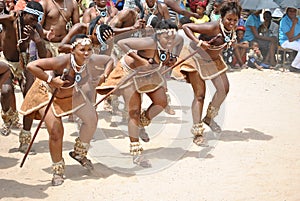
top-left (197, 40), bottom-right (203, 47)
top-left (126, 49), bottom-right (134, 55)
top-left (47, 75), bottom-right (53, 83)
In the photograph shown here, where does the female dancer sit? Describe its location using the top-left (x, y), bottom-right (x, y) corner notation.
top-left (181, 1), bottom-right (241, 145)
top-left (20, 34), bottom-right (114, 186)
top-left (99, 19), bottom-right (181, 167)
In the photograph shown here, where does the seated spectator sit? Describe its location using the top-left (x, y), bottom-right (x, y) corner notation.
top-left (258, 10), bottom-right (279, 40)
top-left (243, 9), bottom-right (277, 66)
top-left (162, 0), bottom-right (201, 26)
top-left (279, 6), bottom-right (300, 73)
top-left (190, 1), bottom-right (210, 24)
top-left (190, 1), bottom-right (209, 38)
top-left (188, 0), bottom-right (207, 13)
top-left (247, 41), bottom-right (274, 70)
top-left (232, 25), bottom-right (249, 68)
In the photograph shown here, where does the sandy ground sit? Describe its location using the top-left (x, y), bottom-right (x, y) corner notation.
top-left (0, 67), bottom-right (300, 201)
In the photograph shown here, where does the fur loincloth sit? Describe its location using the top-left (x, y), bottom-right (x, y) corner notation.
top-left (96, 57), bottom-right (164, 94)
top-left (0, 53), bottom-right (30, 80)
top-left (96, 58), bottom-right (128, 95)
top-left (179, 46), bottom-right (228, 82)
top-left (19, 79), bottom-right (86, 119)
top-left (44, 40), bottom-right (61, 57)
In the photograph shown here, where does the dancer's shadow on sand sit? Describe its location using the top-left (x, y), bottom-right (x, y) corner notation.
top-left (1, 156), bottom-right (135, 196)
top-left (0, 156), bottom-right (19, 169)
top-left (34, 128), bottom-right (273, 179)
top-left (8, 140), bottom-right (75, 154)
top-left (99, 109), bottom-right (190, 127)
top-left (183, 127), bottom-right (273, 159)
top-left (94, 127), bottom-right (128, 140)
top-left (0, 179), bottom-right (49, 200)
top-left (219, 128), bottom-right (273, 142)
top-left (41, 162), bottom-right (135, 184)
top-left (88, 127), bottom-right (274, 174)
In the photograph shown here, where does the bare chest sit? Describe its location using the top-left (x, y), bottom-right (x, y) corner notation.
top-left (45, 4), bottom-right (73, 23)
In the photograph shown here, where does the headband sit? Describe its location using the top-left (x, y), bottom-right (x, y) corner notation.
top-left (156, 28), bottom-right (177, 36)
top-left (23, 7), bottom-right (44, 22)
top-left (71, 38), bottom-right (92, 48)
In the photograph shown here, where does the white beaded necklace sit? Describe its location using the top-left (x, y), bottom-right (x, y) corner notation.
top-left (219, 19), bottom-right (233, 43)
top-left (215, 19), bottom-right (236, 50)
top-left (145, 2), bottom-right (157, 15)
top-left (70, 54), bottom-right (87, 83)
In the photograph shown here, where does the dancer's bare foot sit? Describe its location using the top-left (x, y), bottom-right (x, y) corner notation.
top-left (164, 105), bottom-right (175, 115)
top-left (139, 127), bottom-right (150, 142)
top-left (203, 117), bottom-right (222, 133)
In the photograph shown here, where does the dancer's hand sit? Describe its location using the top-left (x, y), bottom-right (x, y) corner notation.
top-left (8, 10), bottom-right (18, 21)
top-left (50, 76), bottom-right (69, 89)
top-left (165, 55), bottom-right (177, 67)
top-left (191, 40), bottom-right (210, 51)
top-left (24, 25), bottom-right (41, 43)
top-left (133, 19), bottom-right (145, 29)
top-left (200, 40), bottom-right (210, 50)
top-left (46, 27), bottom-right (55, 41)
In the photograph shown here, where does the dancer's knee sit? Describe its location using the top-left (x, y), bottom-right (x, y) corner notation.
top-left (216, 82), bottom-right (230, 96)
top-left (159, 98), bottom-right (168, 109)
top-left (81, 114), bottom-right (98, 132)
top-left (1, 83), bottom-right (14, 95)
top-left (49, 127), bottom-right (63, 142)
top-left (194, 93), bottom-right (205, 103)
top-left (129, 108), bottom-right (141, 120)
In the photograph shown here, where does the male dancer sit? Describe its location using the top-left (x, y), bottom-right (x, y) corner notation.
top-left (0, 2), bottom-right (47, 154)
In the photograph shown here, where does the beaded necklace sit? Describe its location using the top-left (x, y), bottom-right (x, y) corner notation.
top-left (156, 39), bottom-right (169, 63)
top-left (145, 2), bottom-right (157, 15)
top-left (219, 19), bottom-right (236, 49)
top-left (70, 54), bottom-right (87, 83)
top-left (96, 5), bottom-right (107, 17)
top-left (206, 20), bottom-right (236, 51)
top-left (156, 29), bottom-right (177, 62)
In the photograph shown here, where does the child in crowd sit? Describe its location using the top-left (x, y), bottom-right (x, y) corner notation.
top-left (190, 1), bottom-right (209, 38)
top-left (232, 25), bottom-right (249, 68)
top-left (247, 41), bottom-right (274, 70)
top-left (190, 1), bottom-right (210, 24)
top-left (209, 0), bottom-right (222, 22)
top-left (188, 0), bottom-right (208, 13)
